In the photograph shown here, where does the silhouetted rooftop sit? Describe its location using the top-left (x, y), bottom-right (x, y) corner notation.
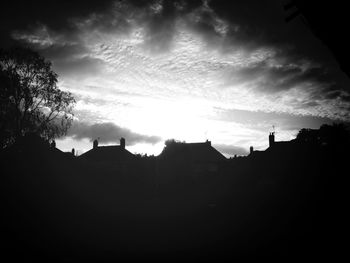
top-left (78, 145), bottom-right (134, 163)
top-left (160, 141), bottom-right (226, 163)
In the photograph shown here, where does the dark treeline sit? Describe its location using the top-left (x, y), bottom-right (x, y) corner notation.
top-left (1, 123), bottom-right (348, 261)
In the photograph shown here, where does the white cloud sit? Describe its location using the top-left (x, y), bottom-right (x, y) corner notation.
top-left (67, 121), bottom-right (161, 145)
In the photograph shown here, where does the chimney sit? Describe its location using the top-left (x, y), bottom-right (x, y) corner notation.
top-left (250, 146), bottom-right (254, 154)
top-left (93, 139), bottom-right (98, 149)
top-left (206, 139), bottom-right (211, 146)
top-left (269, 132), bottom-right (275, 147)
top-left (120, 137), bottom-right (125, 149)
top-left (50, 140), bottom-right (56, 149)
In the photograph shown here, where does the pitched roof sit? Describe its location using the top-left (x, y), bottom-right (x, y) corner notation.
top-left (265, 140), bottom-right (298, 154)
top-left (160, 142), bottom-right (226, 163)
top-left (78, 146), bottom-right (134, 163)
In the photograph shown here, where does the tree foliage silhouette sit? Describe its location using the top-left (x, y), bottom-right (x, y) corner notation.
top-left (296, 123), bottom-right (350, 147)
top-left (0, 47), bottom-right (75, 148)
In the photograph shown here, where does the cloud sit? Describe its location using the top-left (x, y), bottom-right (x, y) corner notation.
top-left (213, 107), bottom-right (335, 130)
top-left (52, 55), bottom-right (106, 77)
top-left (213, 144), bottom-right (248, 156)
top-left (222, 56), bottom-right (350, 98)
top-left (1, 0), bottom-right (115, 31)
top-left (40, 43), bottom-right (89, 61)
top-left (224, 59), bottom-right (302, 92)
top-left (0, 0), bottom-right (345, 66)
top-left (3, 0), bottom-right (350, 124)
top-left (68, 121), bottom-right (161, 145)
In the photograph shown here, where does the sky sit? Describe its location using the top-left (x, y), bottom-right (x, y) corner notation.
top-left (1, 0), bottom-right (350, 157)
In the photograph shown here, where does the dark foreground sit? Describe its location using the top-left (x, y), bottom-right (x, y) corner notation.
top-left (1, 145), bottom-right (346, 261)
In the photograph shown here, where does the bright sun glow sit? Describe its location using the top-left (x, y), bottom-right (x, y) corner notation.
top-left (123, 97), bottom-right (214, 141)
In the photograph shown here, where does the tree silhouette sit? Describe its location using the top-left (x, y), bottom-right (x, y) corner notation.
top-left (0, 47), bottom-right (75, 149)
top-left (296, 123), bottom-right (350, 147)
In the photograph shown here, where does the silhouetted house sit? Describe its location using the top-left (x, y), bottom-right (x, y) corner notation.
top-left (4, 133), bottom-right (73, 161)
top-left (248, 145), bottom-right (265, 158)
top-left (248, 149), bottom-right (265, 159)
top-left (159, 140), bottom-right (226, 174)
top-left (249, 132), bottom-right (297, 160)
top-left (266, 140), bottom-right (297, 155)
top-left (264, 132), bottom-right (310, 160)
top-left (78, 138), bottom-right (134, 167)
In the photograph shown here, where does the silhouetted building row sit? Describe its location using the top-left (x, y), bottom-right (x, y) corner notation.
top-left (10, 125), bottom-right (343, 174)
